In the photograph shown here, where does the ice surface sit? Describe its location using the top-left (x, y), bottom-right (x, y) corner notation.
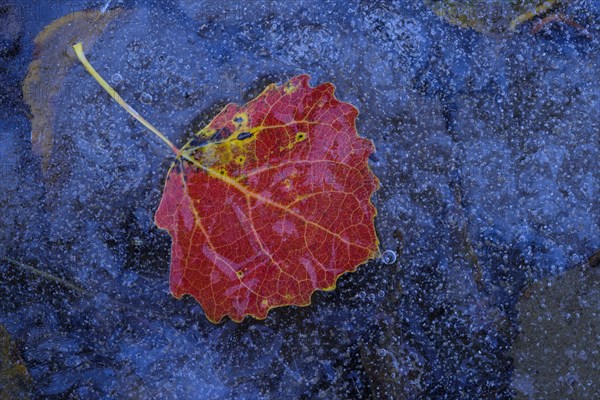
top-left (1, 0), bottom-right (598, 398)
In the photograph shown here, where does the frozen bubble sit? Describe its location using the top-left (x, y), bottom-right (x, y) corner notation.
top-left (381, 249), bottom-right (397, 265)
top-left (139, 92), bottom-right (153, 104)
top-left (110, 73), bottom-right (123, 85)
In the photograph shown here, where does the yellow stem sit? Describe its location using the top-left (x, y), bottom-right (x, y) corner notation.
top-left (72, 42), bottom-right (179, 154)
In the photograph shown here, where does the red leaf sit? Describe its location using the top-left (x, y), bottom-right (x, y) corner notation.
top-left (155, 75), bottom-right (379, 323)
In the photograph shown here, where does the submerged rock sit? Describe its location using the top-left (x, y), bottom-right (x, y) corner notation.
top-left (22, 9), bottom-right (125, 172)
top-left (511, 252), bottom-right (600, 399)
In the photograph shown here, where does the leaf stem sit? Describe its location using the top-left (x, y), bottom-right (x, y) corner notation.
top-left (509, 0), bottom-right (558, 31)
top-left (72, 42), bottom-right (179, 155)
top-left (1, 256), bottom-right (86, 294)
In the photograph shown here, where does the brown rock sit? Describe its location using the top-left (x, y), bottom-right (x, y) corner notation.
top-left (0, 324), bottom-right (33, 399)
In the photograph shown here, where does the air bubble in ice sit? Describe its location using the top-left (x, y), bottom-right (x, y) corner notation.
top-left (381, 249), bottom-right (397, 265)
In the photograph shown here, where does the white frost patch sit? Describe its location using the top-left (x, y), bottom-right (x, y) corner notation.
top-left (511, 372), bottom-right (536, 397)
top-left (202, 244), bottom-right (238, 280)
top-left (230, 288), bottom-right (251, 315)
top-left (273, 219), bottom-right (298, 236)
top-left (170, 266), bottom-right (184, 290)
top-left (242, 278), bottom-right (259, 291)
top-left (181, 196), bottom-right (196, 232)
top-left (300, 257), bottom-right (317, 288)
top-left (209, 269), bottom-right (222, 284)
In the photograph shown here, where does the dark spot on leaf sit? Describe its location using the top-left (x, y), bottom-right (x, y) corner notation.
top-left (237, 131), bottom-right (253, 141)
top-left (189, 136), bottom-right (208, 148)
